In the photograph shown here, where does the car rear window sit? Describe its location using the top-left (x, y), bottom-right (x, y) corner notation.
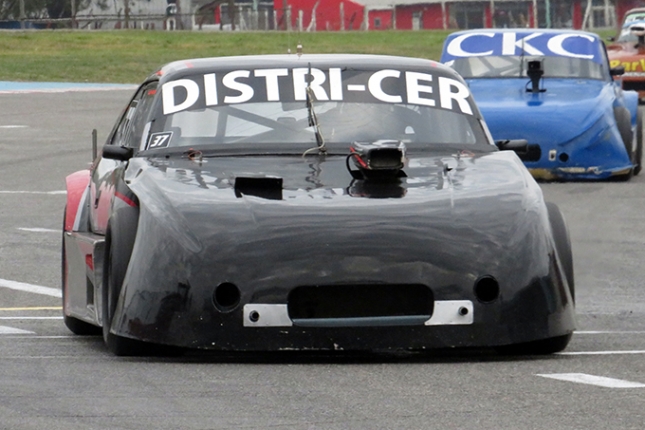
top-left (142, 67), bottom-right (490, 150)
top-left (450, 55), bottom-right (605, 80)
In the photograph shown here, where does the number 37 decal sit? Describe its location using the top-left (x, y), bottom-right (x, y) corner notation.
top-left (147, 131), bottom-right (173, 149)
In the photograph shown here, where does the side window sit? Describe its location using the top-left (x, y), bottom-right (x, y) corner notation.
top-left (109, 82), bottom-right (158, 148)
top-left (124, 83), bottom-right (158, 148)
top-left (600, 41), bottom-right (615, 81)
top-left (110, 98), bottom-right (139, 146)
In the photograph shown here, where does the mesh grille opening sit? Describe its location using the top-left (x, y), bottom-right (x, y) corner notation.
top-left (288, 284), bottom-right (433, 320)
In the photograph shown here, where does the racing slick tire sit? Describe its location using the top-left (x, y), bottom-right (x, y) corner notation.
top-left (634, 107), bottom-right (644, 176)
top-left (62, 207), bottom-right (102, 335)
top-left (615, 107), bottom-right (635, 180)
top-left (102, 207), bottom-right (183, 356)
top-left (546, 202), bottom-right (575, 304)
top-left (494, 203), bottom-right (574, 356)
top-left (494, 333), bottom-right (572, 355)
top-left (102, 206), bottom-right (148, 356)
top-left (615, 106), bottom-right (634, 156)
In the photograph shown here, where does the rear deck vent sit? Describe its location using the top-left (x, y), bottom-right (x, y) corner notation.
top-left (234, 176), bottom-right (283, 200)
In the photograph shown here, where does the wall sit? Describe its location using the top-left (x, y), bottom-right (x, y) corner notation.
top-left (276, 0), bottom-right (367, 30)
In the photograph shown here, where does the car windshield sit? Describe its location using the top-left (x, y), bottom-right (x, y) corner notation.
top-left (618, 28), bottom-right (643, 43)
top-left (450, 55), bottom-right (605, 79)
top-left (141, 67), bottom-right (490, 152)
top-left (626, 12), bottom-right (645, 22)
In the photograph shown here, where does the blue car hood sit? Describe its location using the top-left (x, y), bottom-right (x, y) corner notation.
top-left (468, 78), bottom-right (612, 145)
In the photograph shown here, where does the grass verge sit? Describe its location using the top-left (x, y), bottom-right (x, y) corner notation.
top-left (0, 30), bottom-right (452, 83)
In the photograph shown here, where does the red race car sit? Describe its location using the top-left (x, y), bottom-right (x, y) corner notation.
top-left (608, 7), bottom-right (645, 102)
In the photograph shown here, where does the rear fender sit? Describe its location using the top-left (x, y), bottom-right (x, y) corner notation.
top-left (63, 231), bottom-right (105, 325)
top-left (65, 170), bottom-right (91, 232)
top-left (64, 169), bottom-right (104, 325)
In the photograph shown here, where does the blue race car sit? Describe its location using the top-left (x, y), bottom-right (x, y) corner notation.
top-left (441, 29), bottom-right (642, 180)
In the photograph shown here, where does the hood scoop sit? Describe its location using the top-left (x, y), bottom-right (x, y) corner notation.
top-left (234, 176), bottom-right (283, 200)
top-left (346, 140), bottom-right (408, 199)
top-left (348, 140), bottom-right (407, 180)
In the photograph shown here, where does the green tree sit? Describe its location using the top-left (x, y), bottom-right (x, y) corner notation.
top-left (46, 0), bottom-right (71, 18)
top-left (1, 0), bottom-right (48, 19)
top-left (0, 0), bottom-right (91, 20)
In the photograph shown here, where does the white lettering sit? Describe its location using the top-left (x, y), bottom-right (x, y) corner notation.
top-left (438, 77), bottom-right (473, 115)
top-left (223, 70), bottom-right (254, 104)
top-left (446, 33), bottom-right (495, 57)
top-left (502, 32), bottom-right (544, 56)
top-left (161, 69), bottom-right (476, 116)
top-left (162, 79), bottom-right (199, 115)
top-left (369, 70), bottom-right (403, 103)
top-left (293, 68), bottom-right (329, 101)
top-left (547, 34), bottom-right (595, 60)
top-left (149, 133), bottom-right (170, 148)
top-left (204, 73), bottom-right (217, 106)
top-left (254, 68), bottom-right (288, 101)
top-left (406, 72), bottom-right (435, 107)
top-left (329, 68), bottom-right (343, 100)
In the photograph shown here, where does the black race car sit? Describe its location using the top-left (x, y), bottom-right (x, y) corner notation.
top-left (62, 54), bottom-right (576, 356)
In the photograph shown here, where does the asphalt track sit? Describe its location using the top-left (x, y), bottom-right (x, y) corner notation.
top-left (1, 82), bottom-right (645, 429)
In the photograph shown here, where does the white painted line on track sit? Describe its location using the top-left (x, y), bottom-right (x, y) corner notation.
top-left (576, 331), bottom-right (645, 334)
top-left (0, 279), bottom-right (62, 298)
top-left (537, 373), bottom-right (645, 388)
top-left (558, 350), bottom-right (645, 355)
top-left (0, 336), bottom-right (77, 339)
top-left (0, 190), bottom-right (66, 195)
top-left (0, 125), bottom-right (27, 129)
top-left (0, 317), bottom-right (63, 320)
top-left (18, 228), bottom-right (59, 233)
top-left (0, 325), bottom-right (35, 335)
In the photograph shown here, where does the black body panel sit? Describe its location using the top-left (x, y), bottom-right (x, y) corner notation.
top-left (108, 150), bottom-right (575, 351)
top-left (63, 54), bottom-right (575, 354)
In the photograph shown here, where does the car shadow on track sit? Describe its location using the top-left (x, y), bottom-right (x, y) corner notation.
top-left (83, 340), bottom-right (571, 364)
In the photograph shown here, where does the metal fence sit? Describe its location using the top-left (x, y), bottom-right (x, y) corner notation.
top-left (1, 4), bottom-right (282, 31)
top-left (0, 1), bottom-right (618, 31)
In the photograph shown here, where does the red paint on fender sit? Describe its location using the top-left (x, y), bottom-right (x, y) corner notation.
top-left (65, 170), bottom-right (90, 231)
top-left (115, 191), bottom-right (137, 207)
